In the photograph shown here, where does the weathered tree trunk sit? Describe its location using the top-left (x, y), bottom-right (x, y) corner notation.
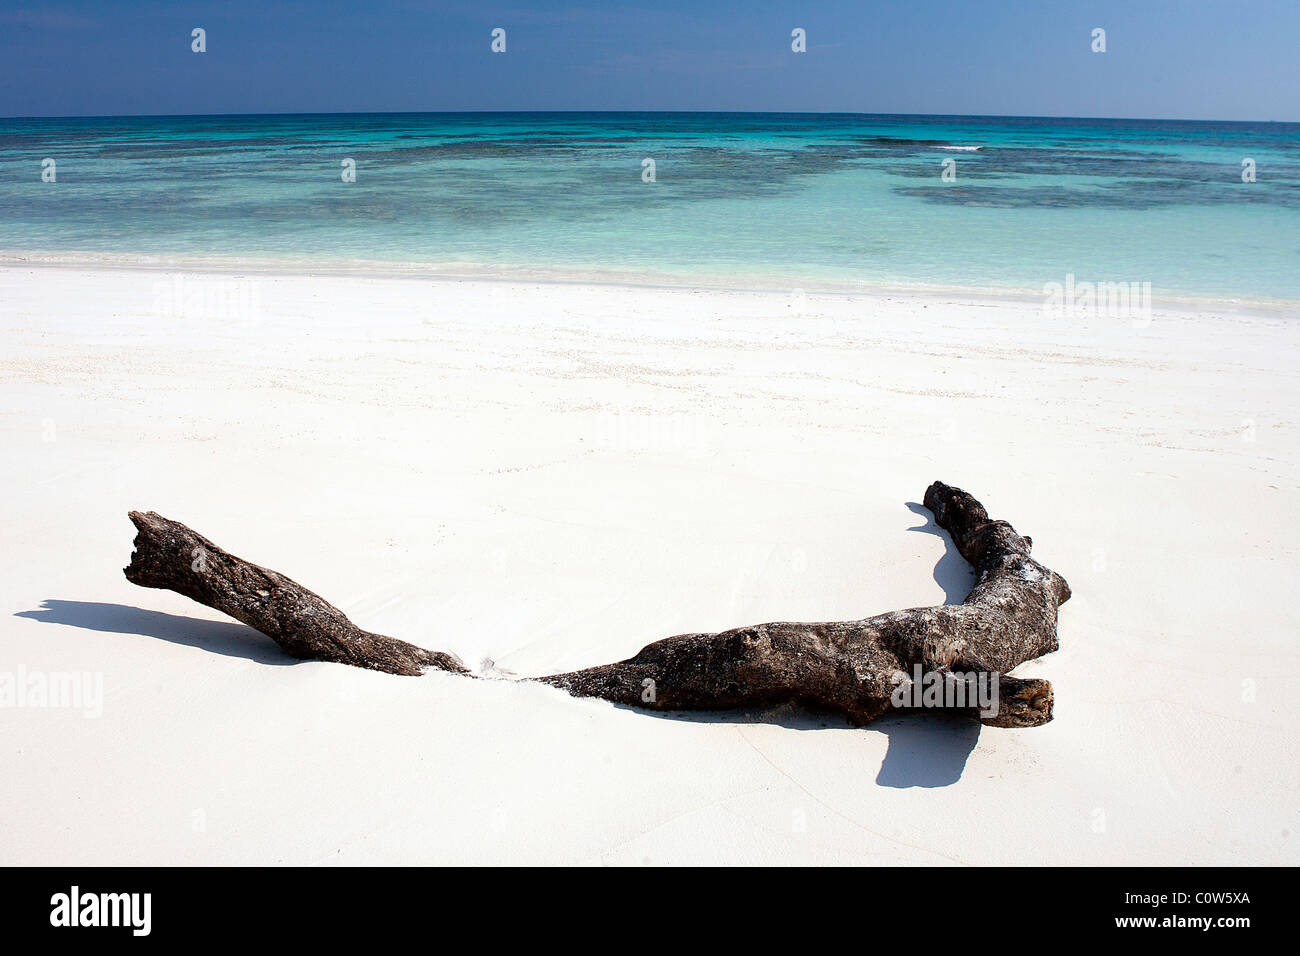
top-left (124, 482), bottom-right (1069, 728)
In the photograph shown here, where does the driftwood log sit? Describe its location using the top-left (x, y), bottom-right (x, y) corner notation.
top-left (124, 481), bottom-right (1069, 728)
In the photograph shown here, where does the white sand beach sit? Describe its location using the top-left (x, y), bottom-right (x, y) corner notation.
top-left (1, 263), bottom-right (1297, 865)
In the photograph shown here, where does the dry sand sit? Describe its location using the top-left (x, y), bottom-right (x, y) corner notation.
top-left (1, 264), bottom-right (1297, 864)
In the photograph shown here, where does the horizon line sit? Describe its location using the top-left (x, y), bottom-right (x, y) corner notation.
top-left (2, 108), bottom-right (1296, 125)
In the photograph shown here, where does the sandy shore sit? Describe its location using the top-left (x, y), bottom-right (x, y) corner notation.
top-left (1, 264), bottom-right (1297, 865)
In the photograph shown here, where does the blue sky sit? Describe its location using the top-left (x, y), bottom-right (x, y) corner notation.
top-left (1, 0), bottom-right (1296, 120)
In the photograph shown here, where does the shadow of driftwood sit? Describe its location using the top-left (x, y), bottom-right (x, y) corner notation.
top-left (593, 701), bottom-right (981, 788)
top-left (872, 713), bottom-right (981, 788)
top-left (13, 599), bottom-right (294, 666)
top-left (906, 501), bottom-right (974, 605)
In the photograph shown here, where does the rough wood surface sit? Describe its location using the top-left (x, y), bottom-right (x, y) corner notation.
top-left (124, 511), bottom-right (468, 676)
top-left (123, 481), bottom-right (1069, 727)
top-left (542, 482), bottom-right (1068, 727)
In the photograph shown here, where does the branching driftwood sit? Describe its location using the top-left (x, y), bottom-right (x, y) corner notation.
top-left (124, 481), bottom-right (1069, 728)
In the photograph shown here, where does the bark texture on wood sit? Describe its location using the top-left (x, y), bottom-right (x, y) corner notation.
top-left (124, 511), bottom-right (468, 676)
top-left (542, 482), bottom-right (1068, 728)
top-left (123, 482), bottom-right (1069, 728)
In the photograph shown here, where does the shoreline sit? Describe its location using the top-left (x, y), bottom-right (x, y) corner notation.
top-left (2, 251), bottom-right (1296, 317)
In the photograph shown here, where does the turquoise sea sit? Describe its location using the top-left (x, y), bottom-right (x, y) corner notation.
top-left (1, 112), bottom-right (1297, 301)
